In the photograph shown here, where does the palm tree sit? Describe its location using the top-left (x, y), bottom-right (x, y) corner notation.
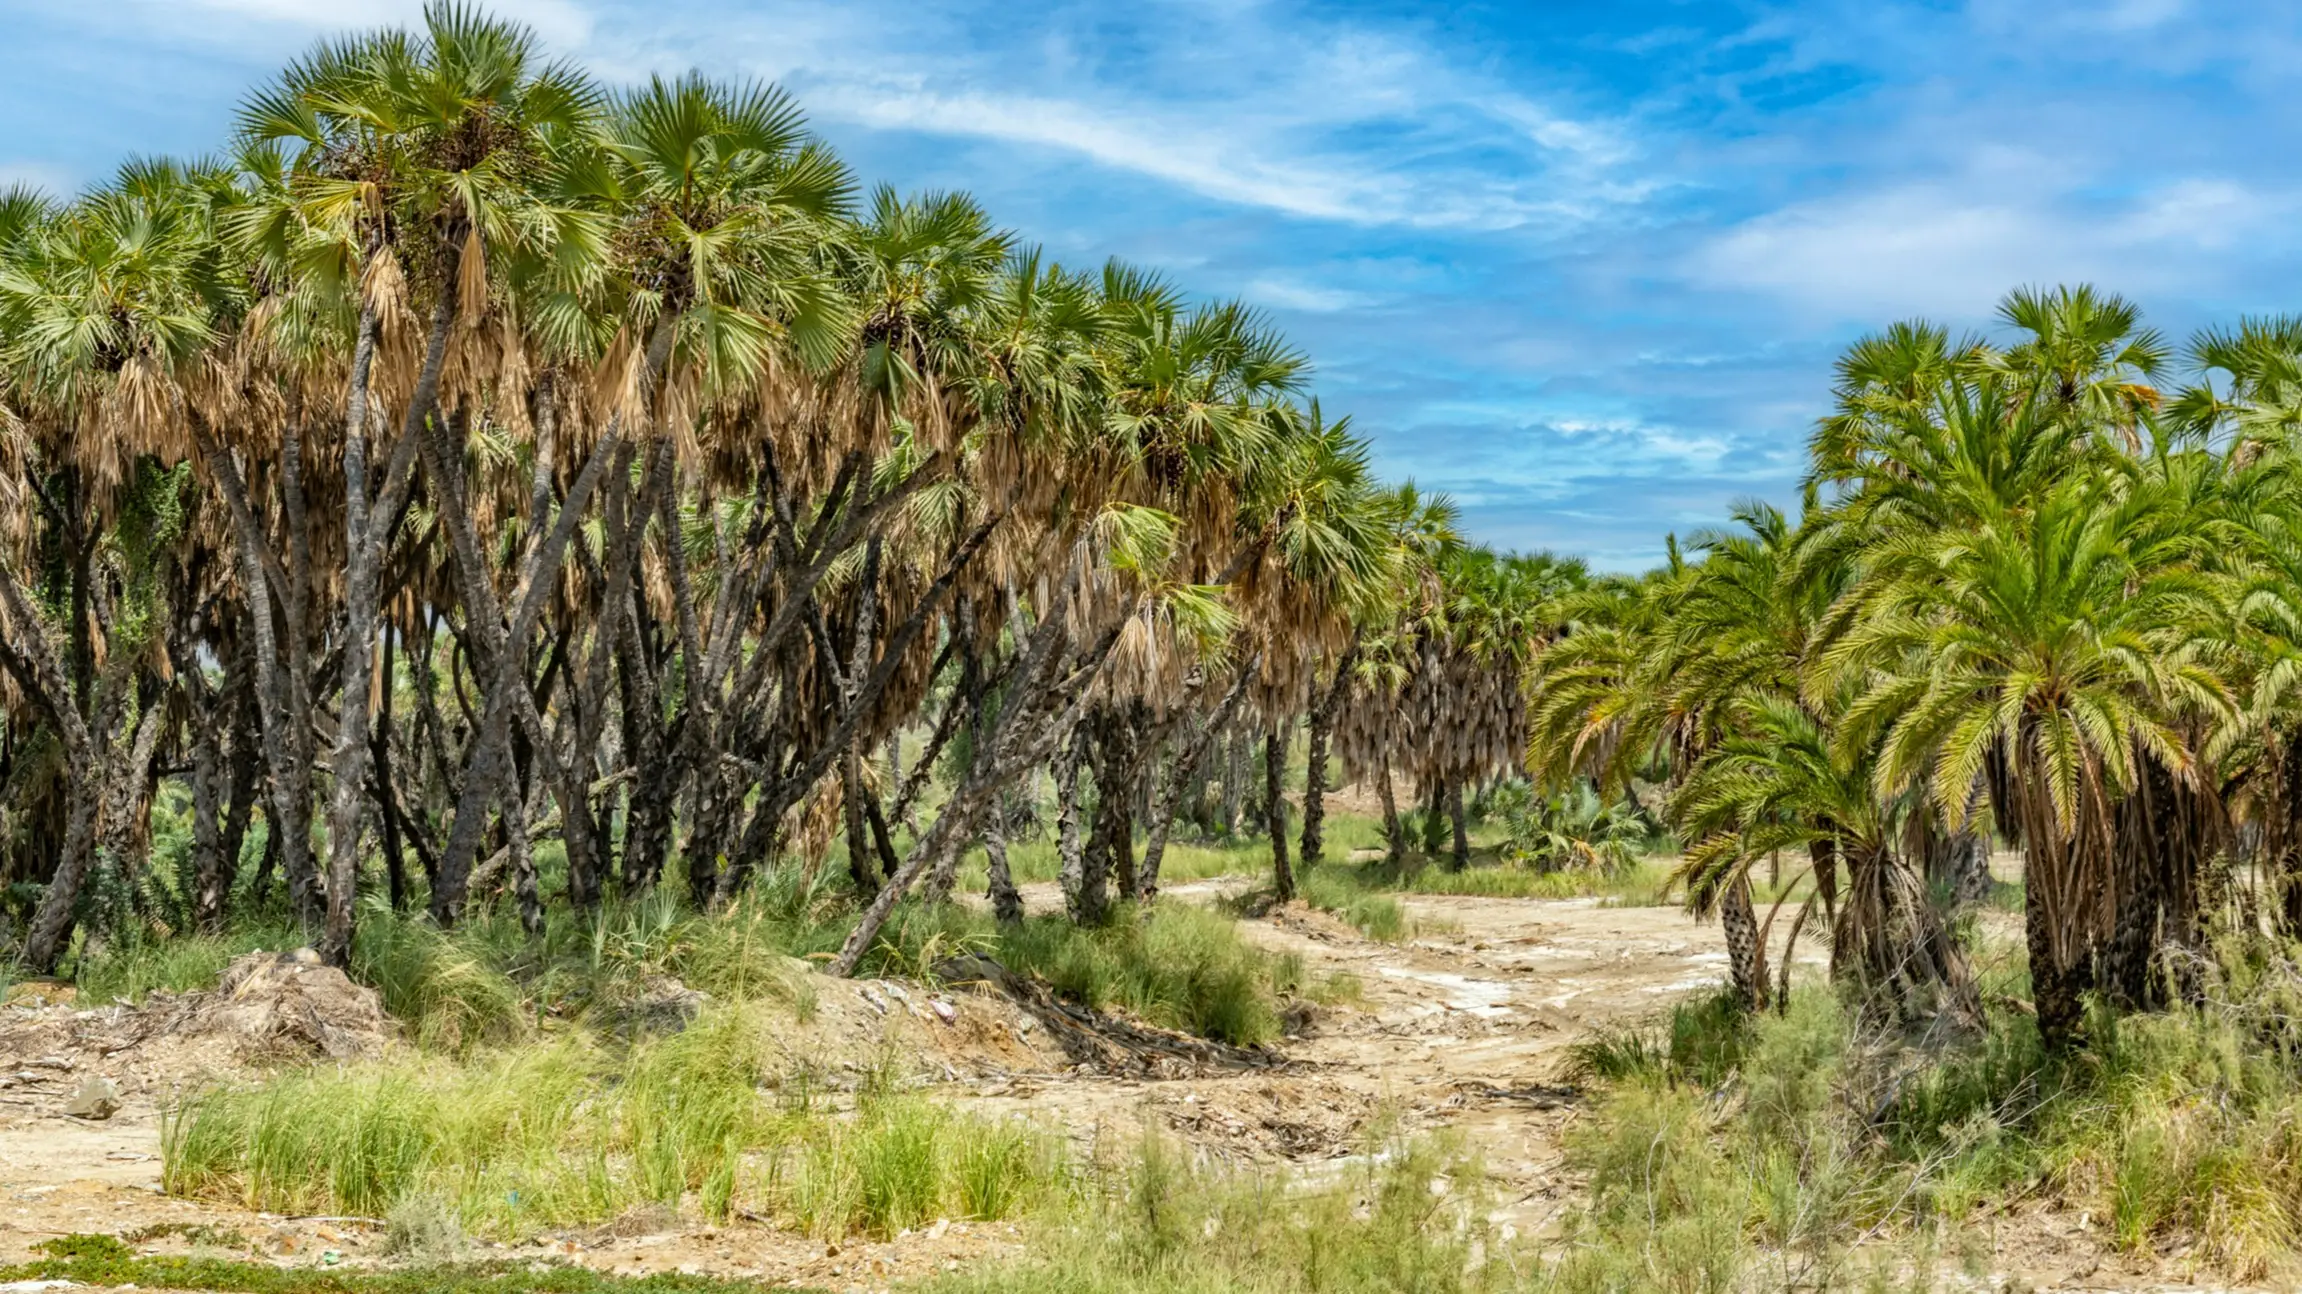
top-left (1827, 474), bottom-right (2222, 1044)
top-left (237, 0), bottom-right (604, 953)
top-left (0, 166), bottom-right (231, 970)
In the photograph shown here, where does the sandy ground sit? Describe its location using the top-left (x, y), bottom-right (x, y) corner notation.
top-left (0, 866), bottom-right (2254, 1292)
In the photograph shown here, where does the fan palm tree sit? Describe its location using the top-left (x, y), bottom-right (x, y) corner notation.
top-left (237, 0), bottom-right (605, 952)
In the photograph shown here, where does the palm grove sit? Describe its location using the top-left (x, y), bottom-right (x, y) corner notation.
top-left (0, 6), bottom-right (1541, 985)
top-left (6, 7), bottom-right (2296, 1055)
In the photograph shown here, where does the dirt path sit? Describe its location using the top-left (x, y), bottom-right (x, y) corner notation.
top-left (0, 880), bottom-right (1793, 1285)
top-left (955, 876), bottom-right (1786, 1238)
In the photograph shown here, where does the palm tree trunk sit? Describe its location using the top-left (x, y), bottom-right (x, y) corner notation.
top-left (1377, 750), bottom-right (1406, 865)
top-left (1140, 657), bottom-right (1260, 902)
top-left (188, 698), bottom-right (227, 926)
top-left (1221, 725), bottom-right (1248, 835)
top-left (842, 755), bottom-right (879, 899)
top-left (827, 610), bottom-right (1123, 977)
top-left (318, 300), bottom-right (389, 968)
top-left (23, 773), bottom-right (101, 973)
top-left (1300, 641), bottom-right (1358, 867)
top-left (1447, 779), bottom-right (1470, 869)
top-left (1056, 728), bottom-right (1096, 924)
top-left (430, 414), bottom-right (632, 922)
top-left (507, 768), bottom-right (543, 937)
top-left (985, 790), bottom-right (1022, 925)
top-left (1108, 721), bottom-right (1139, 901)
top-left (1721, 874), bottom-right (1768, 1011)
top-left (1267, 725), bottom-right (1294, 903)
top-left (210, 662), bottom-right (261, 931)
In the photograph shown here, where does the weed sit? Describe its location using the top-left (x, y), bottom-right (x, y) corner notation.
top-left (34, 1233), bottom-right (134, 1262)
top-left (871, 901), bottom-right (1299, 1046)
top-left (73, 922), bottom-right (299, 1005)
top-left (384, 1191), bottom-right (467, 1262)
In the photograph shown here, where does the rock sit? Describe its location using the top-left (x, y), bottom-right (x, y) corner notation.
top-left (930, 952), bottom-right (1014, 990)
top-left (63, 1075), bottom-right (120, 1120)
top-left (609, 977), bottom-right (710, 1038)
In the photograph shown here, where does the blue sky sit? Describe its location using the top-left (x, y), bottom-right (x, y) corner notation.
top-left (5, 0), bottom-right (2300, 568)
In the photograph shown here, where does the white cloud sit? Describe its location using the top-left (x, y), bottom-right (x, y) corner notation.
top-left (1688, 175), bottom-right (2295, 318)
top-left (2101, 0), bottom-right (2185, 30)
top-left (1243, 277), bottom-right (1376, 313)
top-left (160, 0), bottom-right (594, 49)
top-left (0, 162), bottom-right (75, 196)
top-left (804, 78), bottom-right (1621, 232)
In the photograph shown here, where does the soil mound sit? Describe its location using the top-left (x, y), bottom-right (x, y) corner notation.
top-left (197, 950), bottom-right (392, 1061)
top-left (933, 953), bottom-right (1285, 1078)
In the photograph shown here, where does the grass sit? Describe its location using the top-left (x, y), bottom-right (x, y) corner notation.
top-left (2, 1244), bottom-right (811, 1294)
top-left (876, 899), bottom-right (1322, 1046)
top-left (1549, 935), bottom-right (2302, 1287)
top-left (1296, 864), bottom-right (1409, 940)
top-left (162, 1003), bottom-right (1071, 1240)
top-left (298, 864), bottom-right (1295, 1051)
top-left (956, 831), bottom-right (1278, 891)
top-left (922, 1130), bottom-right (1509, 1294)
top-left (72, 920), bottom-right (302, 1005)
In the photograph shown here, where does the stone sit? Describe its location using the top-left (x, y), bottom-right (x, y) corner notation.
top-left (62, 1076), bottom-right (119, 1120)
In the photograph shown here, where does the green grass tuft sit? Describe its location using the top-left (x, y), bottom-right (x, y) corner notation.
top-left (162, 1004), bottom-right (1069, 1241)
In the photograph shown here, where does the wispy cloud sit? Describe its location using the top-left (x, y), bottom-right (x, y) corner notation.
top-left (171, 0), bottom-right (595, 45)
top-left (1691, 174), bottom-right (2296, 319)
top-left (1242, 277), bottom-right (1378, 313)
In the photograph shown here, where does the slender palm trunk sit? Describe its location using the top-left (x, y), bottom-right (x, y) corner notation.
top-left (1377, 750), bottom-right (1407, 865)
top-left (1300, 641), bottom-right (1357, 867)
top-left (1107, 721), bottom-right (1139, 901)
top-left (1221, 725), bottom-right (1248, 835)
top-left (985, 790), bottom-right (1022, 925)
top-left (1140, 657), bottom-right (1260, 903)
top-left (1056, 728), bottom-right (1096, 924)
top-left (318, 302), bottom-right (385, 967)
top-left (1267, 726), bottom-right (1294, 903)
top-left (1447, 779), bottom-right (1470, 869)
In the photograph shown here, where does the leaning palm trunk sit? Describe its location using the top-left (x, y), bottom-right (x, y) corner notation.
top-left (1140, 655), bottom-right (1260, 902)
top-left (0, 564), bottom-right (119, 970)
top-left (1377, 750), bottom-right (1407, 865)
top-left (828, 616), bottom-right (1123, 976)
